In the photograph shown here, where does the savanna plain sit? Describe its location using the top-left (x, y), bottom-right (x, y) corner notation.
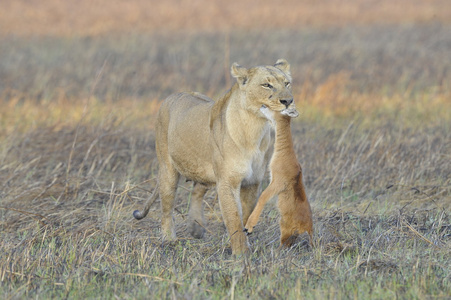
top-left (0, 0), bottom-right (450, 299)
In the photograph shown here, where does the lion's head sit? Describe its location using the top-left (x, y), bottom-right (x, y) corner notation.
top-left (231, 59), bottom-right (299, 120)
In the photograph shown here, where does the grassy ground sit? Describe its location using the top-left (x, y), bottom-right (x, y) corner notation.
top-left (1, 1), bottom-right (450, 299)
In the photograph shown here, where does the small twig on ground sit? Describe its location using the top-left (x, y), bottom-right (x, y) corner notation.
top-left (402, 220), bottom-right (442, 249)
top-left (0, 206), bottom-right (47, 226)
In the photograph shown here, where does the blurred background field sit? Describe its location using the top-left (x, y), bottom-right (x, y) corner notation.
top-left (0, 0), bottom-right (450, 299)
top-left (2, 0), bottom-right (451, 36)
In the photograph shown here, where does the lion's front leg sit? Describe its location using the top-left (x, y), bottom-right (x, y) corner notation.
top-left (216, 180), bottom-right (249, 255)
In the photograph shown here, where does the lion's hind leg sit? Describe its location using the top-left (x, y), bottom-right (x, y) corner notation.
top-left (159, 165), bottom-right (180, 241)
top-left (188, 183), bottom-right (208, 239)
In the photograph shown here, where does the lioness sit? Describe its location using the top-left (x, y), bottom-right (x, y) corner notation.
top-left (133, 59), bottom-right (298, 255)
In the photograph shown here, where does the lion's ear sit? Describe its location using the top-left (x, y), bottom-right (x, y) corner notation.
top-left (231, 63), bottom-right (249, 86)
top-left (274, 59), bottom-right (291, 77)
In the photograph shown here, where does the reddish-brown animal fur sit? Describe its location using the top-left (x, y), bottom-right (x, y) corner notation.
top-left (244, 112), bottom-right (313, 247)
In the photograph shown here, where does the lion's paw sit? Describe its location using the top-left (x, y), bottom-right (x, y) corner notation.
top-left (190, 221), bottom-right (206, 239)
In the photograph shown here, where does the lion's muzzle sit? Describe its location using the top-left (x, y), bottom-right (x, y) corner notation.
top-left (280, 98), bottom-right (293, 108)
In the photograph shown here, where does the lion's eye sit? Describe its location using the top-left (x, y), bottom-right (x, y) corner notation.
top-left (262, 83), bottom-right (273, 89)
top-left (285, 82), bottom-right (291, 87)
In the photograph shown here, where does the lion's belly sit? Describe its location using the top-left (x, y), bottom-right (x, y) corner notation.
top-left (170, 150), bottom-right (216, 185)
top-left (163, 93), bottom-right (217, 185)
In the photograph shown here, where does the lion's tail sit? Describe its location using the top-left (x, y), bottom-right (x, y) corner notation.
top-left (133, 181), bottom-right (159, 220)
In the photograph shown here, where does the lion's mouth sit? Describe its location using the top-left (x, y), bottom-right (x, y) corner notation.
top-left (281, 107), bottom-right (299, 118)
top-left (261, 104), bottom-right (299, 118)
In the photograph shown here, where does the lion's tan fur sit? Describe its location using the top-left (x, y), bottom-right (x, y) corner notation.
top-left (134, 59), bottom-right (296, 255)
top-left (244, 112), bottom-right (313, 247)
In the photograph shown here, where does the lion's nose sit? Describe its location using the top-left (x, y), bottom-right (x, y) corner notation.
top-left (280, 99), bottom-right (293, 107)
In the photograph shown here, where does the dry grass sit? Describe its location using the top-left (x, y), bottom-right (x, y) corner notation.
top-left (0, 1), bottom-right (450, 298)
top-left (2, 0), bottom-right (450, 37)
top-left (2, 25), bottom-right (450, 107)
top-left (0, 101), bottom-right (449, 298)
